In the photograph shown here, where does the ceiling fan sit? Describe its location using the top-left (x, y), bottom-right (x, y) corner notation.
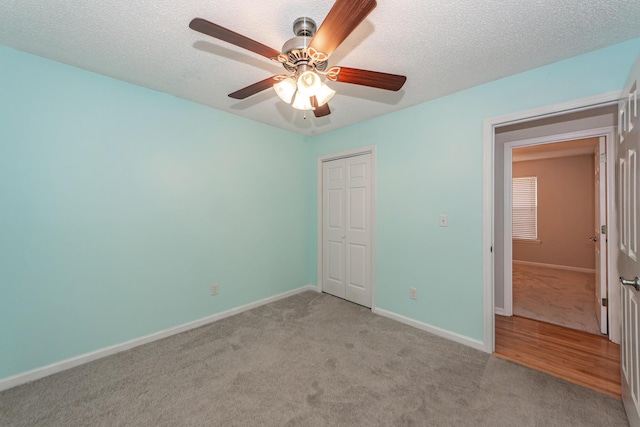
top-left (189, 0), bottom-right (406, 118)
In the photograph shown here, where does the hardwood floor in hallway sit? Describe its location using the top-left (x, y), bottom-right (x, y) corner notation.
top-left (513, 263), bottom-right (600, 335)
top-left (494, 315), bottom-right (621, 398)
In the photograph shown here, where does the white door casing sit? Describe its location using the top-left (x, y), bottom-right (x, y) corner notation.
top-left (483, 90), bottom-right (622, 354)
top-left (502, 129), bottom-right (614, 323)
top-left (595, 136), bottom-right (608, 334)
top-left (320, 150), bottom-right (374, 308)
top-left (619, 55), bottom-right (640, 427)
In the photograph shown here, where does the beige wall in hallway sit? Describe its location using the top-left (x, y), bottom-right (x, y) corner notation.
top-left (513, 153), bottom-right (596, 270)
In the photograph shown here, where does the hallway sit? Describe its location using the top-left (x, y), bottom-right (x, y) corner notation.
top-left (512, 263), bottom-right (601, 335)
top-left (497, 263), bottom-right (619, 397)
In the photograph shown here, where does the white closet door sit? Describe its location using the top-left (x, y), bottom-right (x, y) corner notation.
top-left (323, 159), bottom-right (347, 299)
top-left (322, 154), bottom-right (372, 307)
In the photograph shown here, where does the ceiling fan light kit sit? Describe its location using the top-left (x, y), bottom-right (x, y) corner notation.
top-left (189, 0), bottom-right (406, 119)
top-left (274, 64), bottom-right (336, 111)
top-left (296, 69), bottom-right (321, 97)
top-left (273, 77), bottom-right (297, 104)
top-left (312, 81), bottom-right (336, 106)
top-left (292, 91), bottom-right (314, 111)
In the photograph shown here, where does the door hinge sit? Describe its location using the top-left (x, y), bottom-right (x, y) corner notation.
top-left (601, 225), bottom-right (607, 234)
top-left (600, 153), bottom-right (607, 163)
top-left (602, 298), bottom-right (608, 307)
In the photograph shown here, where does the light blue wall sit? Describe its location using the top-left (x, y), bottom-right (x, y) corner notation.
top-left (309, 38), bottom-right (640, 341)
top-left (2, 37), bottom-right (639, 381)
top-left (0, 47), bottom-right (310, 379)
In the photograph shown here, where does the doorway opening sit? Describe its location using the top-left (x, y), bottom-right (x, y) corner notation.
top-left (506, 135), bottom-right (611, 336)
top-left (482, 93), bottom-right (622, 395)
top-left (482, 92), bottom-right (625, 354)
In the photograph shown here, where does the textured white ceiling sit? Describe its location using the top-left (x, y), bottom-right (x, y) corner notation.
top-left (2, 0), bottom-right (640, 136)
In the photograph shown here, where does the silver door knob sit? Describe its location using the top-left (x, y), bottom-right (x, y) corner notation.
top-left (620, 276), bottom-right (640, 291)
top-left (589, 236), bottom-right (598, 242)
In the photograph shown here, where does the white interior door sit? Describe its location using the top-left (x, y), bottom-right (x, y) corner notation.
top-left (322, 154), bottom-right (372, 307)
top-left (619, 55), bottom-right (640, 427)
top-left (595, 136), bottom-right (608, 334)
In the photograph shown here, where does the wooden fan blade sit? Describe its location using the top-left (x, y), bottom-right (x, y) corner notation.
top-left (228, 76), bottom-right (281, 99)
top-left (190, 18), bottom-right (281, 59)
top-left (311, 96), bottom-right (331, 117)
top-left (333, 67), bottom-right (406, 91)
top-left (309, 0), bottom-right (377, 56)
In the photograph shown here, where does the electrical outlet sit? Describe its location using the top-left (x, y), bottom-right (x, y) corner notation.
top-left (410, 287), bottom-right (417, 300)
top-left (211, 283), bottom-right (219, 296)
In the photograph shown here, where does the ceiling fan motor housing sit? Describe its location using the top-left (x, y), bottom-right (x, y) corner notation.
top-left (281, 17), bottom-right (327, 73)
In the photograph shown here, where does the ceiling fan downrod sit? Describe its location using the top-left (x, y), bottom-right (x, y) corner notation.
top-left (293, 17), bottom-right (316, 37)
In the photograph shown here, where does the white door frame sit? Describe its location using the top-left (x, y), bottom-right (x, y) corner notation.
top-left (317, 146), bottom-right (377, 310)
top-left (501, 127), bottom-right (616, 335)
top-left (482, 90), bottom-right (620, 353)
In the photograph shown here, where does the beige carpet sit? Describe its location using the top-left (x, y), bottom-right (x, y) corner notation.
top-left (0, 291), bottom-right (626, 426)
top-left (513, 263), bottom-right (601, 335)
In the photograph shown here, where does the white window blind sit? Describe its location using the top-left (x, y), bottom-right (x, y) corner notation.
top-left (512, 176), bottom-right (537, 240)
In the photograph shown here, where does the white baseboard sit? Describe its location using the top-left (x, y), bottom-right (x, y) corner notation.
top-left (372, 307), bottom-right (485, 352)
top-left (494, 307), bottom-right (506, 316)
top-left (513, 260), bottom-right (595, 274)
top-left (0, 284), bottom-right (317, 392)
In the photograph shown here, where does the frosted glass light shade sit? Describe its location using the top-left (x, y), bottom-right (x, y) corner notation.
top-left (315, 82), bottom-right (335, 106)
top-left (296, 71), bottom-right (321, 96)
top-left (273, 78), bottom-right (297, 104)
top-left (291, 91), bottom-right (313, 110)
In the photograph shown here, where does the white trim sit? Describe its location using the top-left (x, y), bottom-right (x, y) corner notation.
top-left (504, 126), bottom-right (616, 149)
top-left (503, 126), bottom-right (615, 325)
top-left (483, 90), bottom-right (621, 353)
top-left (318, 146), bottom-right (376, 161)
top-left (0, 285), bottom-right (317, 392)
top-left (373, 308), bottom-right (486, 352)
top-left (503, 126), bottom-right (615, 317)
top-left (317, 145), bottom-right (377, 310)
top-left (503, 145), bottom-right (514, 316)
top-left (513, 259), bottom-right (596, 274)
top-left (607, 127), bottom-right (621, 344)
top-left (482, 111), bottom-right (496, 353)
top-left (488, 91), bottom-right (620, 127)
top-left (494, 307), bottom-right (507, 316)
